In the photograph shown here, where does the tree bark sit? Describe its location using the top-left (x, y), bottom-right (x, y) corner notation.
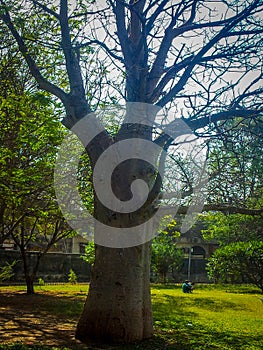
top-left (75, 241), bottom-right (152, 344)
top-left (25, 274), bottom-right (34, 295)
top-left (20, 249), bottom-right (35, 295)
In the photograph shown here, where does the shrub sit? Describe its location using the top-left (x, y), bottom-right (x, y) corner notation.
top-left (68, 269), bottom-right (77, 284)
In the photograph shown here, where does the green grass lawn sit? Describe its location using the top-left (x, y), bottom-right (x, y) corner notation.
top-left (151, 284), bottom-right (263, 350)
top-left (0, 283), bottom-right (262, 350)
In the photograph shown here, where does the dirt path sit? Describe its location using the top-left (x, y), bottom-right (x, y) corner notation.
top-left (0, 290), bottom-right (88, 349)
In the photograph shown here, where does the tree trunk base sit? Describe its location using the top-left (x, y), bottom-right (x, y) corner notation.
top-left (75, 243), bottom-right (153, 345)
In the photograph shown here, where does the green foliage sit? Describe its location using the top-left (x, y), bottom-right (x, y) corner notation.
top-left (0, 260), bottom-right (16, 282)
top-left (38, 278), bottom-right (45, 287)
top-left (0, 54), bottom-right (77, 293)
top-left (201, 213), bottom-right (262, 245)
top-left (202, 213), bottom-right (263, 292)
top-left (151, 225), bottom-right (183, 283)
top-left (0, 55), bottom-right (67, 246)
top-left (207, 241), bottom-right (263, 292)
top-left (81, 241), bottom-right (95, 267)
top-left (68, 269), bottom-right (77, 284)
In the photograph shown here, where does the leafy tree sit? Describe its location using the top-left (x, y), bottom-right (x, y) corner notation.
top-left (202, 212), bottom-right (263, 291)
top-left (0, 56), bottom-right (62, 242)
top-left (1, 0), bottom-right (263, 344)
top-left (207, 241), bottom-right (263, 292)
top-left (0, 55), bottom-right (75, 294)
top-left (200, 114), bottom-right (263, 291)
top-left (151, 227), bottom-right (183, 283)
top-left (201, 213), bottom-right (263, 244)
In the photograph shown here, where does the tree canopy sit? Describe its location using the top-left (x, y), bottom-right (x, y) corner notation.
top-left (1, 1), bottom-right (262, 125)
top-left (0, 51), bottom-right (75, 294)
top-left (205, 117), bottom-right (263, 211)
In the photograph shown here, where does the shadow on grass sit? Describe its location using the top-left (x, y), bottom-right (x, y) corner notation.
top-left (0, 291), bottom-right (87, 349)
top-left (142, 327), bottom-right (263, 350)
top-left (0, 289), bottom-right (262, 350)
top-left (195, 283), bottom-right (262, 295)
top-left (153, 288), bottom-right (251, 313)
top-left (190, 296), bottom-right (248, 312)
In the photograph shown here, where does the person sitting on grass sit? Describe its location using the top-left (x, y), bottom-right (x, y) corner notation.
top-left (182, 280), bottom-right (193, 293)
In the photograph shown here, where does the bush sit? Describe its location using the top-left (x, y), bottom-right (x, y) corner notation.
top-left (38, 278), bottom-right (45, 287)
top-left (68, 269), bottom-right (77, 284)
top-left (207, 241), bottom-right (263, 292)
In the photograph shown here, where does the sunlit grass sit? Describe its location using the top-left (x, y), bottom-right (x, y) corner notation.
top-left (150, 284), bottom-right (263, 350)
top-left (0, 283), bottom-right (262, 349)
top-left (3, 283), bottom-right (89, 295)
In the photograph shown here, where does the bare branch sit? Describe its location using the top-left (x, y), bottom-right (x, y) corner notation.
top-left (110, 0), bottom-right (133, 68)
top-left (78, 40), bottom-right (124, 63)
top-left (69, 8), bottom-right (109, 19)
top-left (157, 1), bottom-right (262, 107)
top-left (187, 108), bottom-right (263, 131)
top-left (29, 0), bottom-right (60, 19)
top-left (166, 204), bottom-right (263, 216)
top-left (59, 0), bottom-right (85, 98)
top-left (0, 2), bottom-right (68, 104)
top-left (145, 0), bottom-right (262, 106)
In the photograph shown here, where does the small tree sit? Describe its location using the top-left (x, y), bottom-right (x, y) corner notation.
top-left (12, 214), bottom-right (74, 294)
top-left (38, 277), bottom-right (45, 287)
top-left (68, 268), bottom-right (77, 284)
top-left (151, 221), bottom-right (183, 283)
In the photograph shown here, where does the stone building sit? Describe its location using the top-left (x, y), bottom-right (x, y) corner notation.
top-left (1, 234), bottom-right (89, 254)
top-left (174, 221), bottom-right (219, 283)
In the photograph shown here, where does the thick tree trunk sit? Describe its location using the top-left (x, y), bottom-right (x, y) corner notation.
top-left (75, 103), bottom-right (160, 344)
top-left (75, 241), bottom-right (152, 344)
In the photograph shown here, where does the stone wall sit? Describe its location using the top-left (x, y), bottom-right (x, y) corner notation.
top-left (1, 250), bottom-right (210, 284)
top-left (0, 250), bottom-right (91, 283)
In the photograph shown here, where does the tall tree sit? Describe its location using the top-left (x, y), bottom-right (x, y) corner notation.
top-left (1, 0), bottom-right (263, 344)
top-left (200, 115), bottom-right (263, 290)
top-left (0, 53), bottom-right (74, 294)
